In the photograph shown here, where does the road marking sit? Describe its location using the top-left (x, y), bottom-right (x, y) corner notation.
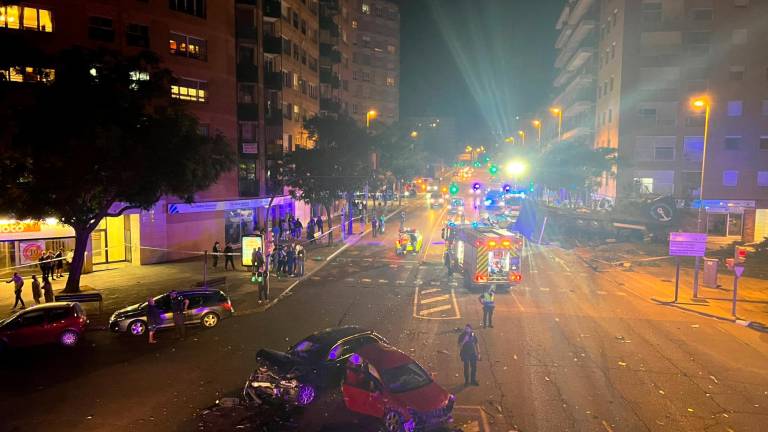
top-left (420, 295), bottom-right (450, 304)
top-left (596, 290), bottom-right (607, 295)
top-left (361, 278), bottom-right (372, 283)
top-left (539, 287), bottom-right (550, 291)
top-left (364, 258), bottom-right (373, 262)
top-left (419, 304), bottom-right (452, 315)
top-left (421, 206), bottom-right (448, 259)
top-left (389, 264), bottom-right (398, 268)
top-left (421, 288), bottom-right (442, 294)
top-left (415, 280), bottom-right (423, 285)
top-left (378, 279), bottom-right (389, 283)
top-left (450, 281), bottom-right (458, 286)
top-left (512, 293), bottom-right (526, 312)
top-left (430, 281), bottom-right (440, 286)
top-left (310, 276), bottom-right (321, 280)
top-left (344, 278), bottom-right (354, 282)
top-left (616, 291), bottom-right (627, 296)
top-left (396, 280), bottom-right (406, 284)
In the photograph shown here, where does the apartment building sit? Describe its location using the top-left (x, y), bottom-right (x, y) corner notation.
top-left (0, 1), bottom-right (301, 272)
top-left (551, 0), bottom-right (599, 150)
top-left (594, 0), bottom-right (768, 241)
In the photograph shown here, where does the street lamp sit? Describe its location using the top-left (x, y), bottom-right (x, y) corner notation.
top-left (410, 130), bottom-right (419, 138)
top-left (366, 109), bottom-right (378, 128)
top-left (518, 130), bottom-right (526, 146)
top-left (505, 160), bottom-right (527, 177)
top-left (690, 95), bottom-right (712, 233)
top-left (550, 107), bottom-right (563, 142)
top-left (504, 136), bottom-right (516, 144)
top-left (532, 119), bottom-right (542, 145)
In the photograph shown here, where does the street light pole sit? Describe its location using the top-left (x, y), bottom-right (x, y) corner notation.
top-left (550, 107), bottom-right (563, 142)
top-left (690, 95), bottom-right (711, 300)
top-left (532, 120), bottom-right (542, 147)
top-left (518, 130), bottom-right (526, 146)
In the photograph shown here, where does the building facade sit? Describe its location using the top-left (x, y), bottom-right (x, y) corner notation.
top-left (0, 1), bottom-right (302, 274)
top-left (545, 0), bottom-right (768, 242)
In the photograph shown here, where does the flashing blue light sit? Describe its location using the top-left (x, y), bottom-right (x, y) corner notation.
top-left (472, 182), bottom-right (481, 190)
top-left (484, 199), bottom-right (493, 206)
top-left (349, 353), bottom-right (362, 365)
top-left (471, 221), bottom-right (479, 228)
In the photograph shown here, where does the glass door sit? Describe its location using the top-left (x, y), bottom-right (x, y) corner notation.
top-left (727, 212), bottom-right (743, 237)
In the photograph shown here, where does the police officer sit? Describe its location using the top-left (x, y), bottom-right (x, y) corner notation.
top-left (478, 286), bottom-right (496, 328)
top-left (400, 210), bottom-right (406, 230)
top-left (170, 291), bottom-right (189, 340)
top-left (444, 249), bottom-right (453, 277)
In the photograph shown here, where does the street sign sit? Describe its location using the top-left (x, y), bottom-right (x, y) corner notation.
top-left (734, 265), bottom-right (745, 278)
top-left (669, 232), bottom-right (707, 257)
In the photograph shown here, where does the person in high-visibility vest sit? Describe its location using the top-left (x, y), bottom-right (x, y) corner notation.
top-left (478, 286), bottom-right (496, 328)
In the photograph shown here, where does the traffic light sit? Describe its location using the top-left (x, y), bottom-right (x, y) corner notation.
top-left (735, 246), bottom-right (748, 264)
top-left (483, 156), bottom-right (490, 164)
top-left (449, 183), bottom-right (459, 195)
top-left (489, 164), bottom-right (498, 175)
top-left (473, 161), bottom-right (482, 168)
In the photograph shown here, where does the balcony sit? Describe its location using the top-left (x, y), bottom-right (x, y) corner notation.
top-left (320, 97), bottom-right (341, 113)
top-left (265, 109), bottom-right (283, 126)
top-left (568, 0), bottom-right (595, 27)
top-left (564, 47), bottom-right (594, 72)
top-left (264, 70), bottom-right (283, 90)
top-left (264, 0), bottom-right (281, 21)
top-left (237, 63), bottom-right (259, 81)
top-left (238, 103), bottom-right (259, 120)
top-left (264, 35), bottom-right (281, 54)
top-left (555, 24), bottom-right (574, 50)
top-left (320, 69), bottom-right (340, 88)
top-left (237, 25), bottom-right (258, 41)
top-left (320, 43), bottom-right (341, 63)
top-left (563, 20), bottom-right (595, 53)
top-left (564, 100), bottom-right (594, 118)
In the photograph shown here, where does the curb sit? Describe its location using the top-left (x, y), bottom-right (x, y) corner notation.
top-left (649, 296), bottom-right (766, 332)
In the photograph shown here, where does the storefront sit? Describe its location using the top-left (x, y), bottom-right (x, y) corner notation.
top-left (696, 200), bottom-right (755, 238)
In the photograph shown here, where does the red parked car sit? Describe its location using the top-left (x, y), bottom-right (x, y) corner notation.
top-left (0, 302), bottom-right (87, 351)
top-left (342, 343), bottom-right (454, 432)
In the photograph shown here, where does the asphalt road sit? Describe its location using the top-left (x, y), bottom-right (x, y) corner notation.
top-left (1, 196), bottom-right (767, 432)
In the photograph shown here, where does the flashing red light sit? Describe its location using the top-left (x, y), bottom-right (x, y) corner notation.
top-left (502, 240), bottom-right (511, 247)
top-left (509, 272), bottom-right (522, 282)
top-left (474, 273), bottom-right (488, 282)
top-left (475, 240), bottom-right (484, 247)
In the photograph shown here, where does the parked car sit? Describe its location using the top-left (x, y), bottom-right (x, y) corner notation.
top-left (342, 343), bottom-right (454, 432)
top-left (243, 326), bottom-right (387, 406)
top-left (0, 302), bottom-right (87, 351)
top-left (109, 289), bottom-right (234, 336)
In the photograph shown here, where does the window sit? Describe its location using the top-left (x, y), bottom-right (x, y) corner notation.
top-left (732, 29), bottom-right (748, 45)
top-left (301, 18), bottom-right (307, 35)
top-left (293, 104), bottom-right (300, 122)
top-left (635, 136), bottom-right (675, 161)
top-left (684, 31), bottom-right (711, 45)
top-left (683, 136), bottom-right (704, 161)
top-left (238, 44), bottom-right (256, 65)
top-left (654, 145), bottom-right (675, 161)
top-left (292, 11), bottom-right (299, 29)
top-left (760, 136), bottom-right (768, 150)
top-left (0, 66), bottom-right (55, 83)
top-left (727, 101), bottom-right (743, 117)
top-left (613, 10), bottom-right (618, 27)
top-left (128, 70), bottom-right (149, 90)
top-left (88, 16), bottom-right (114, 42)
top-left (608, 109), bottom-right (613, 123)
top-left (609, 76), bottom-right (615, 92)
top-left (729, 65), bottom-right (745, 81)
top-left (387, 45), bottom-right (396, 55)
top-left (282, 37), bottom-right (292, 55)
top-left (611, 43), bottom-right (616, 59)
top-left (126, 24), bottom-right (149, 48)
top-left (734, 0), bottom-right (749, 6)
top-left (758, 172), bottom-right (768, 187)
top-left (639, 107), bottom-right (657, 122)
top-left (198, 124), bottom-right (210, 136)
top-left (171, 78), bottom-right (207, 102)
top-left (386, 76), bottom-right (395, 87)
top-left (169, 0), bottom-right (206, 18)
top-left (238, 83), bottom-right (257, 104)
top-left (351, 20), bottom-right (358, 29)
top-left (0, 6), bottom-right (53, 31)
top-left (641, 2), bottom-right (662, 24)
top-left (239, 121), bottom-right (257, 141)
top-left (169, 32), bottom-right (207, 60)
top-left (724, 136), bottom-right (742, 150)
top-left (690, 8), bottom-right (713, 21)
top-left (361, 3), bottom-right (371, 14)
top-left (722, 171), bottom-right (739, 187)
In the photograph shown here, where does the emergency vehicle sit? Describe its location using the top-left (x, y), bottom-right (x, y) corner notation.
top-left (444, 225), bottom-right (524, 291)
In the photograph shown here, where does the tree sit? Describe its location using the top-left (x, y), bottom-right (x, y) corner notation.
top-left (373, 123), bottom-right (428, 203)
top-left (533, 142), bottom-right (616, 200)
top-left (286, 116), bottom-right (371, 240)
top-left (0, 48), bottom-right (234, 292)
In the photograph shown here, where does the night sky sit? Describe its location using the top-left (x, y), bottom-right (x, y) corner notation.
top-left (398, 0), bottom-right (564, 153)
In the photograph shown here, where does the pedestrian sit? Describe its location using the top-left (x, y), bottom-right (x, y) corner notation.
top-left (307, 220), bottom-right (316, 244)
top-left (6, 272), bottom-right (25, 310)
top-left (379, 215), bottom-right (385, 234)
top-left (444, 249), bottom-right (453, 277)
top-left (296, 243), bottom-right (305, 277)
top-left (212, 241), bottom-right (221, 269)
top-left (271, 223), bottom-right (280, 245)
top-left (478, 286), bottom-right (496, 328)
top-left (295, 218), bottom-right (303, 239)
top-left (54, 248), bottom-right (64, 278)
top-left (38, 254), bottom-right (48, 280)
top-left (269, 244), bottom-right (277, 275)
top-left (457, 324), bottom-right (480, 386)
top-left (278, 218), bottom-right (285, 240)
top-left (316, 215), bottom-right (324, 234)
top-left (170, 291), bottom-right (189, 340)
top-left (42, 276), bottom-right (54, 303)
top-left (286, 243), bottom-right (295, 276)
top-left (277, 246), bottom-right (287, 276)
top-left (257, 266), bottom-right (269, 302)
top-left (46, 251), bottom-right (56, 279)
top-left (371, 216), bottom-right (378, 237)
top-left (224, 242), bottom-right (236, 271)
top-left (146, 297), bottom-right (162, 344)
top-left (251, 247), bottom-right (262, 274)
top-left (31, 275), bottom-right (42, 304)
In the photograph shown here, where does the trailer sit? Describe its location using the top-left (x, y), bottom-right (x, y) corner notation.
top-left (446, 225), bottom-right (524, 291)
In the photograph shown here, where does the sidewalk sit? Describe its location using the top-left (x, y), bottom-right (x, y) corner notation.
top-left (0, 205), bottom-right (404, 326)
top-left (574, 246), bottom-right (768, 331)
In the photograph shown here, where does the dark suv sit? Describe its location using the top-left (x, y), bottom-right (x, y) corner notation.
top-left (109, 289), bottom-right (234, 336)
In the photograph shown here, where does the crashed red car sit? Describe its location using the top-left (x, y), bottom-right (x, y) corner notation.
top-left (342, 343), bottom-right (454, 432)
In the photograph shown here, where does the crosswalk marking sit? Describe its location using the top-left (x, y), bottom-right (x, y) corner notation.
top-left (539, 287), bottom-right (550, 291)
top-left (396, 280), bottom-right (406, 284)
top-left (345, 278), bottom-right (354, 282)
top-left (419, 304), bottom-right (452, 316)
top-left (430, 281), bottom-right (440, 286)
top-left (596, 290), bottom-right (607, 295)
top-left (378, 279), bottom-right (389, 283)
top-left (421, 288), bottom-right (441, 294)
top-left (421, 295), bottom-right (450, 304)
top-left (361, 278), bottom-right (372, 283)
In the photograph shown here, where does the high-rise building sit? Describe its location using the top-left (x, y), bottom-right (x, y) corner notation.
top-left (318, 0), bottom-right (399, 127)
top-left (0, 1), bottom-right (301, 271)
top-left (592, 0), bottom-right (768, 241)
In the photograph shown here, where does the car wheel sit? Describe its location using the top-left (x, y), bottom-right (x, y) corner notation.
top-left (383, 410), bottom-right (405, 432)
top-left (200, 312), bottom-right (219, 329)
top-left (296, 383), bottom-right (316, 406)
top-left (59, 330), bottom-right (80, 347)
top-left (128, 319), bottom-right (147, 336)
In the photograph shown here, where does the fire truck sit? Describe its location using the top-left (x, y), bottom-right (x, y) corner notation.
top-left (444, 224), bottom-right (524, 291)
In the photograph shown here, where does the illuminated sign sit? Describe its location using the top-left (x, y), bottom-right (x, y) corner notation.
top-left (0, 220), bottom-right (41, 233)
top-left (168, 196), bottom-right (293, 214)
top-left (241, 235), bottom-right (264, 267)
top-left (669, 232), bottom-right (707, 257)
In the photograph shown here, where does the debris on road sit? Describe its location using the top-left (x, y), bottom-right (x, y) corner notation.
top-left (710, 375), bottom-right (719, 384)
top-left (618, 361), bottom-right (627, 367)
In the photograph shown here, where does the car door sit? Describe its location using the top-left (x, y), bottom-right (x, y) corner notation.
top-left (342, 363), bottom-right (383, 418)
top-left (44, 307), bottom-right (71, 342)
top-left (7, 310), bottom-right (48, 347)
top-left (153, 294), bottom-right (174, 328)
top-left (183, 294), bottom-right (204, 323)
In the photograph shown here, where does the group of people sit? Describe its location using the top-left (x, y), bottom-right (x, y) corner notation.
top-left (38, 248), bottom-right (66, 280)
top-left (269, 242), bottom-right (305, 278)
top-left (211, 241), bottom-right (237, 271)
top-left (6, 272), bottom-right (54, 309)
top-left (369, 214), bottom-right (386, 238)
top-left (268, 215), bottom-right (326, 245)
top-left (145, 290), bottom-right (189, 344)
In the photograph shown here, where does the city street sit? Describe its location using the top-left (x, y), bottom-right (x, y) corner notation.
top-left (1, 197), bottom-right (767, 432)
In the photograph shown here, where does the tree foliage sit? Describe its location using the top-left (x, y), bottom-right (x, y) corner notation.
top-left (0, 47), bottom-right (234, 291)
top-left (373, 122), bottom-right (428, 182)
top-left (532, 142), bottom-right (617, 193)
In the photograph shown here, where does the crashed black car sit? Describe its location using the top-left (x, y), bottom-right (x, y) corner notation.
top-left (243, 326), bottom-right (387, 407)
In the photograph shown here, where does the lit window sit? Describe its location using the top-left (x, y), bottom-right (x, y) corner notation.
top-left (758, 171), bottom-right (768, 187)
top-left (171, 78), bottom-right (208, 102)
top-left (129, 71), bottom-right (149, 90)
top-left (724, 136), bottom-right (742, 150)
top-left (1, 66), bottom-right (55, 83)
top-left (0, 6), bottom-right (52, 31)
top-left (722, 171), bottom-right (739, 187)
top-left (351, 20), bottom-right (358, 29)
top-left (169, 32), bottom-right (207, 60)
top-left (386, 77), bottom-right (395, 87)
top-left (361, 3), bottom-right (371, 14)
top-left (727, 100), bottom-right (743, 117)
top-left (387, 45), bottom-right (396, 54)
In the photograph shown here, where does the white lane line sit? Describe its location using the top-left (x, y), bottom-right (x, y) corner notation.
top-left (421, 288), bottom-right (442, 294)
top-left (405, 265), bottom-right (414, 269)
top-left (539, 287), bottom-right (550, 292)
top-left (419, 304), bottom-right (453, 316)
top-left (344, 278), bottom-right (354, 282)
top-left (511, 293), bottom-right (526, 312)
top-left (450, 288), bottom-right (461, 319)
top-left (310, 276), bottom-right (321, 280)
top-left (378, 279), bottom-right (389, 283)
top-left (361, 278), bottom-right (372, 283)
top-left (421, 206), bottom-right (448, 259)
top-left (396, 280), bottom-right (406, 284)
top-left (596, 290), bottom-right (607, 295)
top-left (430, 281), bottom-right (440, 286)
top-left (420, 295), bottom-right (450, 304)
top-left (389, 264), bottom-right (398, 268)
top-left (364, 258), bottom-right (373, 262)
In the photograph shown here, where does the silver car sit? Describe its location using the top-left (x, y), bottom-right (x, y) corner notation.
top-left (109, 289), bottom-right (234, 336)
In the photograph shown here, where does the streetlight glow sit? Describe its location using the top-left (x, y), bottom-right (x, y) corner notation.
top-left (505, 160), bottom-right (527, 177)
top-left (410, 130), bottom-right (419, 138)
top-left (532, 119), bottom-right (542, 146)
top-left (518, 130), bottom-right (526, 146)
top-left (550, 106), bottom-right (563, 142)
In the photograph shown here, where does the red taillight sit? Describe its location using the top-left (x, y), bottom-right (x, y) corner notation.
top-left (475, 240), bottom-right (484, 247)
top-left (509, 272), bottom-right (522, 282)
top-left (502, 240), bottom-right (511, 247)
top-left (474, 273), bottom-right (487, 282)
top-left (223, 301), bottom-right (233, 311)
